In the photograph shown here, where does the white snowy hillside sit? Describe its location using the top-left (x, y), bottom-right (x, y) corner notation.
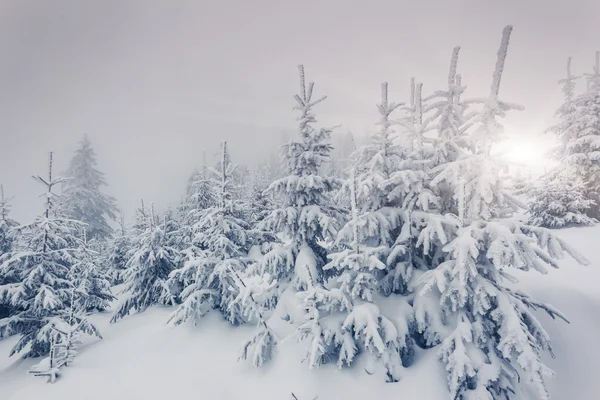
top-left (0, 225), bottom-right (597, 400)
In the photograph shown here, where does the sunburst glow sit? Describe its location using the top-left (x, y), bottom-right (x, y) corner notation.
top-left (494, 132), bottom-right (555, 175)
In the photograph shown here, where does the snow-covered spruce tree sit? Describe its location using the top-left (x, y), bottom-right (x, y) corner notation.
top-left (388, 45), bottom-right (476, 293)
top-left (111, 205), bottom-right (179, 322)
top-left (425, 47), bottom-right (473, 214)
top-left (236, 272), bottom-right (279, 367)
top-left (0, 185), bottom-right (18, 319)
top-left (529, 57), bottom-right (599, 226)
top-left (176, 155), bottom-right (219, 275)
top-left (161, 207), bottom-right (184, 252)
top-left (293, 165), bottom-right (410, 381)
top-left (376, 78), bottom-right (441, 299)
top-left (246, 162), bottom-right (276, 228)
top-left (0, 185), bottom-right (17, 255)
top-left (352, 82), bottom-right (404, 213)
top-left (239, 66), bottom-right (342, 366)
top-left (71, 231), bottom-right (115, 312)
top-left (258, 65), bottom-right (341, 291)
top-left (0, 153), bottom-right (100, 358)
top-left (107, 212), bottom-right (132, 284)
top-left (548, 57), bottom-right (580, 158)
top-left (168, 142), bottom-right (258, 325)
top-left (131, 199), bottom-right (151, 237)
top-left (28, 287), bottom-right (95, 382)
top-left (416, 26), bottom-right (588, 399)
top-left (180, 153), bottom-right (218, 226)
top-left (527, 170), bottom-right (595, 228)
top-left (508, 169), bottom-right (533, 197)
top-left (548, 54), bottom-right (600, 218)
top-left (288, 83), bottom-right (420, 378)
top-left (61, 135), bottom-right (118, 240)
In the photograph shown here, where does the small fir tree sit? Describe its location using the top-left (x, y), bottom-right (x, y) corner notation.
top-left (107, 212), bottom-right (132, 284)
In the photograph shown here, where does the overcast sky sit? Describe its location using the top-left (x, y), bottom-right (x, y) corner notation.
top-left (1, 0), bottom-right (599, 222)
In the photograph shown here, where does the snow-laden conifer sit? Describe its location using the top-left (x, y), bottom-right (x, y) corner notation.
top-left (107, 213), bottom-right (132, 284)
top-left (61, 135), bottom-right (118, 240)
top-left (0, 185), bottom-right (17, 255)
top-left (180, 153), bottom-right (218, 229)
top-left (425, 47), bottom-right (473, 214)
top-left (416, 26), bottom-right (588, 399)
top-left (259, 65), bottom-right (341, 291)
top-left (236, 271), bottom-right (279, 367)
top-left (71, 231), bottom-right (115, 312)
top-left (294, 167), bottom-right (411, 381)
top-left (0, 153), bottom-right (100, 358)
top-left (548, 54), bottom-right (600, 217)
top-left (246, 162), bottom-right (275, 228)
top-left (379, 81), bottom-right (438, 295)
top-left (168, 142), bottom-right (258, 325)
top-left (527, 171), bottom-right (596, 228)
top-left (28, 286), bottom-right (97, 382)
top-left (111, 205), bottom-right (179, 322)
top-left (0, 185), bottom-right (18, 319)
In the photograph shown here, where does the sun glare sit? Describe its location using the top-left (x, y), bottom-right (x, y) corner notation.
top-left (494, 133), bottom-right (555, 176)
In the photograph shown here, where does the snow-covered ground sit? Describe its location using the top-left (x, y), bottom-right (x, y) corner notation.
top-left (1, 225), bottom-right (598, 400)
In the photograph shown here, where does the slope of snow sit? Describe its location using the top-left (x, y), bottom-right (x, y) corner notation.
top-left (1, 225), bottom-right (599, 400)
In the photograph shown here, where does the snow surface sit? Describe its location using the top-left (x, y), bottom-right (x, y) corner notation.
top-left (1, 226), bottom-right (599, 400)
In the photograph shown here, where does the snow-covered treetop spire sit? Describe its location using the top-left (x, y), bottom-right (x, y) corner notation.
top-left (288, 65), bottom-right (333, 176)
top-left (374, 82), bottom-right (403, 156)
top-left (471, 25), bottom-right (523, 155)
top-left (349, 167), bottom-right (360, 254)
top-left (295, 65), bottom-right (326, 110)
top-left (378, 82), bottom-right (403, 138)
top-left (397, 78), bottom-right (429, 152)
top-left (414, 82), bottom-right (423, 126)
top-left (414, 82), bottom-right (424, 152)
top-left (426, 45), bottom-right (470, 152)
top-left (559, 57), bottom-right (580, 101)
top-left (220, 141), bottom-right (228, 209)
top-left (0, 184), bottom-right (13, 223)
top-left (409, 77), bottom-right (415, 108)
top-left (449, 46), bottom-right (465, 110)
top-left (118, 210), bottom-right (126, 236)
top-left (149, 202), bottom-right (156, 231)
top-left (489, 25), bottom-right (512, 98)
top-left (584, 50), bottom-right (600, 92)
top-left (32, 152), bottom-right (68, 219)
top-left (448, 46), bottom-right (460, 87)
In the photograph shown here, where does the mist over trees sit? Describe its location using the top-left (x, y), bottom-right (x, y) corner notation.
top-left (0, 25), bottom-right (598, 399)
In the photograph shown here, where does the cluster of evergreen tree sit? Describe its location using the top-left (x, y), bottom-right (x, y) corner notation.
top-left (106, 27), bottom-right (589, 399)
top-left (0, 25), bottom-right (595, 399)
